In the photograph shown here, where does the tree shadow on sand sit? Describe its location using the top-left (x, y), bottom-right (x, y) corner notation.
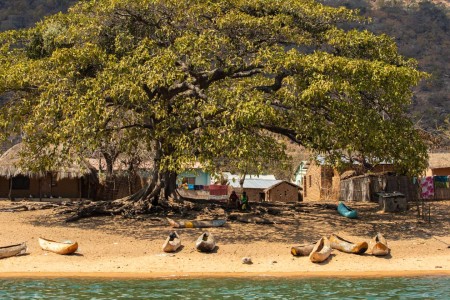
top-left (24, 200), bottom-right (450, 246)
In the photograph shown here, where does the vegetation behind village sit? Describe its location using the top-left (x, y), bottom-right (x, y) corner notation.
top-left (0, 0), bottom-right (448, 180)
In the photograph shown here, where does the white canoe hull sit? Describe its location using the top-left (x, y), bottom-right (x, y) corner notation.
top-left (38, 237), bottom-right (78, 255)
top-left (162, 232), bottom-right (181, 253)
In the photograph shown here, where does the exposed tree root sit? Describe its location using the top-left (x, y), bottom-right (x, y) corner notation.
top-left (0, 203), bottom-right (60, 212)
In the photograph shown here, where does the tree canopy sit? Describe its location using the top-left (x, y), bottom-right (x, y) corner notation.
top-left (0, 0), bottom-right (428, 202)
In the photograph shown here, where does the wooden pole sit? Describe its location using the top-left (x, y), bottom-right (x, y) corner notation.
top-left (79, 177), bottom-right (82, 201)
top-left (87, 176), bottom-right (90, 199)
top-left (39, 177), bottom-right (42, 202)
top-left (49, 173), bottom-right (53, 198)
top-left (8, 177), bottom-right (12, 200)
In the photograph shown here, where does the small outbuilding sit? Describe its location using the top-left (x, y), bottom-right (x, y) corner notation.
top-left (229, 177), bottom-right (300, 203)
top-left (426, 152), bottom-right (450, 176)
top-left (340, 173), bottom-right (417, 203)
top-left (263, 180), bottom-right (301, 203)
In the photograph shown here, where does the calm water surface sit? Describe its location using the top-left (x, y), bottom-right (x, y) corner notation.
top-left (0, 276), bottom-right (449, 299)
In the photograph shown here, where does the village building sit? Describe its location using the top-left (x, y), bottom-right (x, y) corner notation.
top-left (0, 143), bottom-right (94, 200)
top-left (176, 162), bottom-right (212, 188)
top-left (425, 152), bottom-right (450, 176)
top-left (298, 157), bottom-right (395, 202)
top-left (423, 152), bottom-right (450, 200)
top-left (299, 159), bottom-right (338, 201)
top-left (292, 161), bottom-right (309, 187)
top-left (228, 176), bottom-right (300, 203)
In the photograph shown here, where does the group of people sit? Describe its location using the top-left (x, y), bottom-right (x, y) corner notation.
top-left (227, 191), bottom-right (249, 211)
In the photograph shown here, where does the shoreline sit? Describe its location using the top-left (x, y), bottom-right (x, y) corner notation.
top-left (1, 270), bottom-right (450, 280)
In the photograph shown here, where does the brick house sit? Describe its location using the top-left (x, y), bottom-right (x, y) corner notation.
top-left (228, 175), bottom-right (300, 202)
top-left (300, 158), bottom-right (395, 202)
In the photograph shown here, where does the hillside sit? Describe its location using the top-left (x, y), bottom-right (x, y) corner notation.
top-left (0, 0), bottom-right (449, 149)
top-left (0, 0), bottom-right (76, 31)
top-left (323, 0), bottom-right (450, 143)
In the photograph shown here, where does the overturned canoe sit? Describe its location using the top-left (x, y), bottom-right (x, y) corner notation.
top-left (162, 231), bottom-right (181, 253)
top-left (167, 218), bottom-right (226, 228)
top-left (369, 233), bottom-right (390, 256)
top-left (329, 234), bottom-right (368, 254)
top-left (337, 202), bottom-right (358, 219)
top-left (309, 237), bottom-right (332, 263)
top-left (291, 243), bottom-right (315, 257)
top-left (38, 237), bottom-right (78, 255)
top-left (195, 232), bottom-right (216, 253)
top-left (0, 242), bottom-right (27, 259)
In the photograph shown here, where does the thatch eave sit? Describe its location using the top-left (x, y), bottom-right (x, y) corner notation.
top-left (0, 143), bottom-right (94, 180)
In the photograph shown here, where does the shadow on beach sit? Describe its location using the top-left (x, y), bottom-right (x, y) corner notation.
top-left (17, 199), bottom-right (450, 246)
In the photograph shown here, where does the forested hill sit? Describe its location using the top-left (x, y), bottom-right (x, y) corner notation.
top-left (0, 0), bottom-right (76, 30)
top-left (0, 0), bottom-right (449, 138)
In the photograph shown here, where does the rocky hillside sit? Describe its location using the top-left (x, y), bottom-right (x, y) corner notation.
top-left (323, 0), bottom-right (450, 143)
top-left (0, 0), bottom-right (449, 141)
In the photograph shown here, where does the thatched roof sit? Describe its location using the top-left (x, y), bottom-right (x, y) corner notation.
top-left (0, 143), bottom-right (93, 179)
top-left (428, 152), bottom-right (450, 169)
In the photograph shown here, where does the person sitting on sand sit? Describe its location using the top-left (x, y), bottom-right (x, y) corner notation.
top-left (240, 191), bottom-right (249, 211)
top-left (228, 191), bottom-right (239, 208)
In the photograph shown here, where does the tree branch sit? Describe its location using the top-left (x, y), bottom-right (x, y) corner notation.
top-left (255, 71), bottom-right (290, 93)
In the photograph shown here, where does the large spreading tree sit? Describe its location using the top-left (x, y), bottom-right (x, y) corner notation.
top-left (0, 0), bottom-right (428, 216)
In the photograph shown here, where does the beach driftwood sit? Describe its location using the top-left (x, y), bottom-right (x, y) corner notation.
top-left (167, 218), bottom-right (226, 228)
top-left (228, 214), bottom-right (275, 224)
top-left (0, 203), bottom-right (59, 212)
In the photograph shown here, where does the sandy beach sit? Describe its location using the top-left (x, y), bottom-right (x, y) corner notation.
top-left (1, 199), bottom-right (449, 278)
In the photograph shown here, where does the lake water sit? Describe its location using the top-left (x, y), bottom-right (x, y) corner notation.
top-left (0, 276), bottom-right (449, 299)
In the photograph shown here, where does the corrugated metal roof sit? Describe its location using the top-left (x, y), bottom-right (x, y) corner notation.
top-left (228, 178), bottom-right (283, 189)
top-left (223, 172), bottom-right (276, 181)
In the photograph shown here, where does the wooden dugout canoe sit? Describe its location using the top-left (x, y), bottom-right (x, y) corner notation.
top-left (369, 233), bottom-right (390, 256)
top-left (195, 232), bottom-right (216, 253)
top-left (167, 218), bottom-right (226, 228)
top-left (0, 242), bottom-right (27, 259)
top-left (38, 237), bottom-right (78, 255)
top-left (162, 231), bottom-right (181, 253)
top-left (291, 243), bottom-right (315, 257)
top-left (309, 237), bottom-right (332, 263)
top-left (329, 234), bottom-right (368, 254)
top-left (337, 202), bottom-right (358, 219)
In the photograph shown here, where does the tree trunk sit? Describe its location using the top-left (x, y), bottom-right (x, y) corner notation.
top-left (66, 139), bottom-right (180, 222)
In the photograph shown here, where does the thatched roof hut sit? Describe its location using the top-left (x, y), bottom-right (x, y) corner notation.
top-left (0, 143), bottom-right (93, 180)
top-left (428, 152), bottom-right (450, 169)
